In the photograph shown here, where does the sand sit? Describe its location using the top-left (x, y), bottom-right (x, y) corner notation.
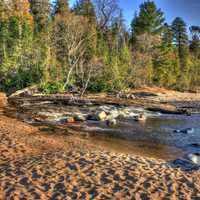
top-left (0, 94), bottom-right (200, 199)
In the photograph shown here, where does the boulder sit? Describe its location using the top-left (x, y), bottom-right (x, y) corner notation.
top-left (65, 117), bottom-right (75, 123)
top-left (135, 114), bottom-right (147, 122)
top-left (188, 153), bottom-right (200, 165)
top-left (108, 110), bottom-right (119, 119)
top-left (106, 119), bottom-right (117, 127)
top-left (74, 114), bottom-right (86, 122)
top-left (95, 111), bottom-right (107, 121)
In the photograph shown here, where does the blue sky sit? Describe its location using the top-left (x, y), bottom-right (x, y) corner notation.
top-left (69, 0), bottom-right (200, 28)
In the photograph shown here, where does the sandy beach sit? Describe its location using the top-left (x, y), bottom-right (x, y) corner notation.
top-left (0, 93), bottom-right (200, 199)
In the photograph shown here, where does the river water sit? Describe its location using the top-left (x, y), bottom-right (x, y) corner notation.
top-left (6, 102), bottom-right (200, 161)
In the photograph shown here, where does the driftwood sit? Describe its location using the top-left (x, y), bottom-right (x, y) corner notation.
top-left (9, 85), bottom-right (38, 98)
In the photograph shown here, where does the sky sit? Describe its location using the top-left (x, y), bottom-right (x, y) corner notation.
top-left (69, 0), bottom-right (200, 29)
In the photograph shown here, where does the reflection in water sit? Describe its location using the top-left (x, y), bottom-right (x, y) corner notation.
top-left (87, 134), bottom-right (184, 161)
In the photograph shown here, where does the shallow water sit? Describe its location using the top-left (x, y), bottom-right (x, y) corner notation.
top-left (84, 114), bottom-right (200, 160)
top-left (6, 102), bottom-right (200, 161)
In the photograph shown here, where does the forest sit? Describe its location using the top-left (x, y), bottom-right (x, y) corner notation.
top-left (0, 0), bottom-right (200, 94)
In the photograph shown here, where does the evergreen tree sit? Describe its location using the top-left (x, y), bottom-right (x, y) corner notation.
top-left (172, 17), bottom-right (189, 88)
top-left (153, 24), bottom-right (179, 87)
top-left (172, 17), bottom-right (188, 56)
top-left (189, 26), bottom-right (200, 58)
top-left (131, 1), bottom-right (165, 36)
top-left (53, 0), bottom-right (70, 74)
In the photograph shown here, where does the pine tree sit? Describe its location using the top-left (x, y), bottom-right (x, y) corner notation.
top-left (131, 1), bottom-right (165, 36)
top-left (53, 0), bottom-right (69, 73)
top-left (172, 17), bottom-right (189, 88)
top-left (153, 24), bottom-right (179, 87)
top-left (172, 17), bottom-right (188, 56)
top-left (189, 26), bottom-right (200, 58)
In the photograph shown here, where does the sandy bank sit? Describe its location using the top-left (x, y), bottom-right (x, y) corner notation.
top-left (0, 92), bottom-right (200, 199)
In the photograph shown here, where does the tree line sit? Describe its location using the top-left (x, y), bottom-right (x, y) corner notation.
top-left (0, 0), bottom-right (200, 94)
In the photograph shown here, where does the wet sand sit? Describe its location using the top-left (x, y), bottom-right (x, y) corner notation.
top-left (1, 94), bottom-right (200, 199)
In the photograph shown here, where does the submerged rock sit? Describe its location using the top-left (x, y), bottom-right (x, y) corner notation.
top-left (184, 128), bottom-right (194, 134)
top-left (174, 128), bottom-right (194, 134)
top-left (135, 114), bottom-right (147, 122)
top-left (106, 119), bottom-right (117, 127)
top-left (174, 129), bottom-right (181, 133)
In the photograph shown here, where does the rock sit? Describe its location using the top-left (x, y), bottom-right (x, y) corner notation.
top-left (74, 114), bottom-right (86, 122)
top-left (106, 119), bottom-right (117, 127)
top-left (174, 128), bottom-right (194, 134)
top-left (108, 110), bottom-right (119, 119)
top-left (185, 110), bottom-right (192, 116)
top-left (95, 111), bottom-right (107, 121)
top-left (118, 112), bottom-right (127, 119)
top-left (65, 117), bottom-right (75, 123)
top-left (174, 129), bottom-right (181, 133)
top-left (184, 128), bottom-right (194, 134)
top-left (135, 114), bottom-right (147, 122)
top-left (130, 94), bottom-right (136, 99)
top-left (188, 153), bottom-right (200, 165)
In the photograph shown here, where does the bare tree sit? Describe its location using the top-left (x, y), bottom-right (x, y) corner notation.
top-left (93, 0), bottom-right (120, 30)
top-left (52, 13), bottom-right (95, 89)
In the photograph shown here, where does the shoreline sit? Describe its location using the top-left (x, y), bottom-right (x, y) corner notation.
top-left (1, 93), bottom-right (200, 199)
top-left (8, 86), bottom-right (200, 115)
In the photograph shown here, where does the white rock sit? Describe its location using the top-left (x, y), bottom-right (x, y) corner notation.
top-left (95, 111), bottom-right (107, 121)
top-left (188, 153), bottom-right (200, 165)
top-left (106, 119), bottom-right (117, 127)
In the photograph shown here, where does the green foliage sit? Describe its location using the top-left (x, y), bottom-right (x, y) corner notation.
top-left (152, 24), bottom-right (179, 87)
top-left (39, 81), bottom-right (65, 94)
top-left (131, 1), bottom-right (165, 36)
top-left (1, 0), bottom-right (200, 94)
top-left (172, 17), bottom-right (190, 89)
